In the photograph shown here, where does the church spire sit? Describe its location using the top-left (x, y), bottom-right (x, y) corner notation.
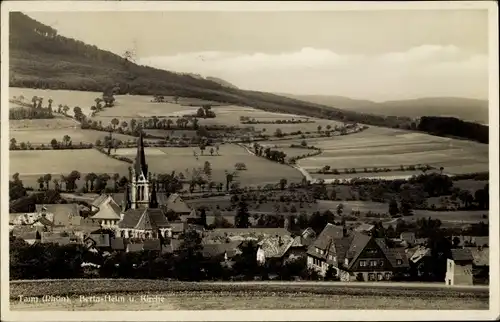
top-left (134, 129), bottom-right (148, 178)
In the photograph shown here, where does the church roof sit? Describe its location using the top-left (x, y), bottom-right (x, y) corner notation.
top-left (118, 208), bottom-right (170, 230)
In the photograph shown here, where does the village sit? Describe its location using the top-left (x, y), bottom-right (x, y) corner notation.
top-left (9, 131), bottom-right (489, 286)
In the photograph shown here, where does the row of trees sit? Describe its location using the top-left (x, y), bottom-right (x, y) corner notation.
top-left (252, 143), bottom-right (287, 164)
top-left (240, 116), bottom-right (315, 124)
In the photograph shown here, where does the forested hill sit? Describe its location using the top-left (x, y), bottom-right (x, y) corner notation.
top-left (9, 12), bottom-right (413, 128)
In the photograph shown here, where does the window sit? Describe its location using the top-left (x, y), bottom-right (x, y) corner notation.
top-left (385, 273), bottom-right (391, 280)
top-left (329, 255), bottom-right (333, 260)
top-left (397, 259), bottom-right (403, 265)
top-left (377, 273), bottom-right (383, 281)
top-left (368, 273), bottom-right (375, 281)
top-left (370, 260), bottom-right (377, 267)
top-left (359, 260), bottom-right (366, 267)
top-left (379, 260), bottom-right (384, 267)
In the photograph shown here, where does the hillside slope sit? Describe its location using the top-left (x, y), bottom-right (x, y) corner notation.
top-left (9, 12), bottom-right (411, 128)
top-left (280, 94), bottom-right (488, 124)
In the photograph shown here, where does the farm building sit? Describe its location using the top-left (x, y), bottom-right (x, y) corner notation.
top-left (202, 241), bottom-right (243, 266)
top-left (445, 248), bottom-right (474, 286)
top-left (256, 234), bottom-right (309, 265)
top-left (307, 223), bottom-right (409, 281)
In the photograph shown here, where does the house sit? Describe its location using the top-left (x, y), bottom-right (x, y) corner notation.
top-left (201, 241), bottom-right (242, 268)
top-left (90, 195), bottom-right (122, 228)
top-left (301, 227), bottom-right (317, 240)
top-left (400, 232), bottom-right (416, 245)
top-left (466, 246), bottom-right (489, 284)
top-left (15, 231), bottom-right (40, 245)
top-left (256, 235), bottom-right (309, 265)
top-left (116, 208), bottom-right (172, 239)
top-left (445, 248), bottom-right (474, 286)
top-left (164, 193), bottom-right (194, 218)
top-left (85, 228), bottom-right (113, 249)
top-left (307, 223), bottom-right (409, 281)
top-left (110, 237), bottom-right (126, 251)
top-left (10, 212), bottom-right (52, 226)
top-left (170, 221), bottom-right (188, 239)
top-left (41, 232), bottom-right (72, 246)
top-left (35, 204), bottom-right (80, 227)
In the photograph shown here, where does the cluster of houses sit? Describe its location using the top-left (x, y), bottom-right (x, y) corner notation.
top-left (9, 132), bottom-right (490, 285)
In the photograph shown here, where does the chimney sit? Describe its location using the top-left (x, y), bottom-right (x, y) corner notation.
top-left (120, 213), bottom-right (124, 221)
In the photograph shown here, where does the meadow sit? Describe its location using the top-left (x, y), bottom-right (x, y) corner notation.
top-left (284, 126), bottom-right (488, 179)
top-left (9, 149), bottom-right (131, 188)
top-left (113, 144), bottom-right (303, 186)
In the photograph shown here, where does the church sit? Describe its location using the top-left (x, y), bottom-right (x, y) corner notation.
top-left (91, 131), bottom-right (197, 239)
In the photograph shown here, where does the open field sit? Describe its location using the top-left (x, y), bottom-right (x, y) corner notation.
top-left (10, 127), bottom-right (136, 145)
top-left (10, 149), bottom-right (130, 188)
top-left (10, 279), bottom-right (489, 310)
top-left (113, 144), bottom-right (303, 186)
top-left (282, 126), bottom-right (489, 179)
top-left (10, 87), bottom-right (102, 117)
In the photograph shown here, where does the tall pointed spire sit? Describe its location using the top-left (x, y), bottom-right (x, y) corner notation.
top-left (149, 179), bottom-right (158, 208)
top-left (134, 129), bottom-right (148, 178)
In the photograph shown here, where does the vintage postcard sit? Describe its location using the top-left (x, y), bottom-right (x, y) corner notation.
top-left (1, 1), bottom-right (498, 321)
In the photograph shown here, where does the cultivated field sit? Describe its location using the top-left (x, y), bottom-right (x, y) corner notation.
top-left (113, 144), bottom-right (303, 186)
top-left (10, 149), bottom-right (130, 188)
top-left (283, 126), bottom-right (489, 179)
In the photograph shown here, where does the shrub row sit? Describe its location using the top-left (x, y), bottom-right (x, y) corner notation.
top-left (94, 147), bottom-right (133, 164)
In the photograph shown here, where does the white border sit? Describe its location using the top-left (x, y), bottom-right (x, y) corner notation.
top-left (1, 1), bottom-right (499, 321)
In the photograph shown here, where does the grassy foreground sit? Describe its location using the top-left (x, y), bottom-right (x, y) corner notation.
top-left (10, 279), bottom-right (489, 310)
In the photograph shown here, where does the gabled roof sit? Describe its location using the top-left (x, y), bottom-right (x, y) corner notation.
top-left (450, 248), bottom-right (474, 262)
top-left (119, 208), bottom-right (170, 230)
top-left (310, 223), bottom-right (345, 251)
top-left (165, 193), bottom-right (192, 213)
top-left (170, 221), bottom-right (188, 233)
top-left (408, 246), bottom-right (431, 263)
top-left (374, 238), bottom-right (410, 269)
top-left (91, 194), bottom-right (110, 208)
top-left (91, 202), bottom-right (121, 220)
top-left (345, 233), bottom-right (372, 269)
top-left (202, 241), bottom-right (242, 258)
top-left (258, 235), bottom-right (295, 259)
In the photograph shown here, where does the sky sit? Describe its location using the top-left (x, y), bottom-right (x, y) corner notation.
top-left (26, 10), bottom-right (489, 101)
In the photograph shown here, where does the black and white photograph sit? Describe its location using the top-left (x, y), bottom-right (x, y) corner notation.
top-left (1, 1), bottom-right (498, 320)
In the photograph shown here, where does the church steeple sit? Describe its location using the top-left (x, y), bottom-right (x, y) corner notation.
top-left (134, 130), bottom-right (148, 179)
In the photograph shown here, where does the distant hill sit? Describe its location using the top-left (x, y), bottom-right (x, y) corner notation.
top-left (9, 12), bottom-right (414, 129)
top-left (280, 94), bottom-right (488, 124)
top-left (205, 77), bottom-right (239, 89)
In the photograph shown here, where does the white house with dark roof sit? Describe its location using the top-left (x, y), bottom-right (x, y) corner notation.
top-left (307, 223), bottom-right (409, 281)
top-left (445, 248), bottom-right (474, 286)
